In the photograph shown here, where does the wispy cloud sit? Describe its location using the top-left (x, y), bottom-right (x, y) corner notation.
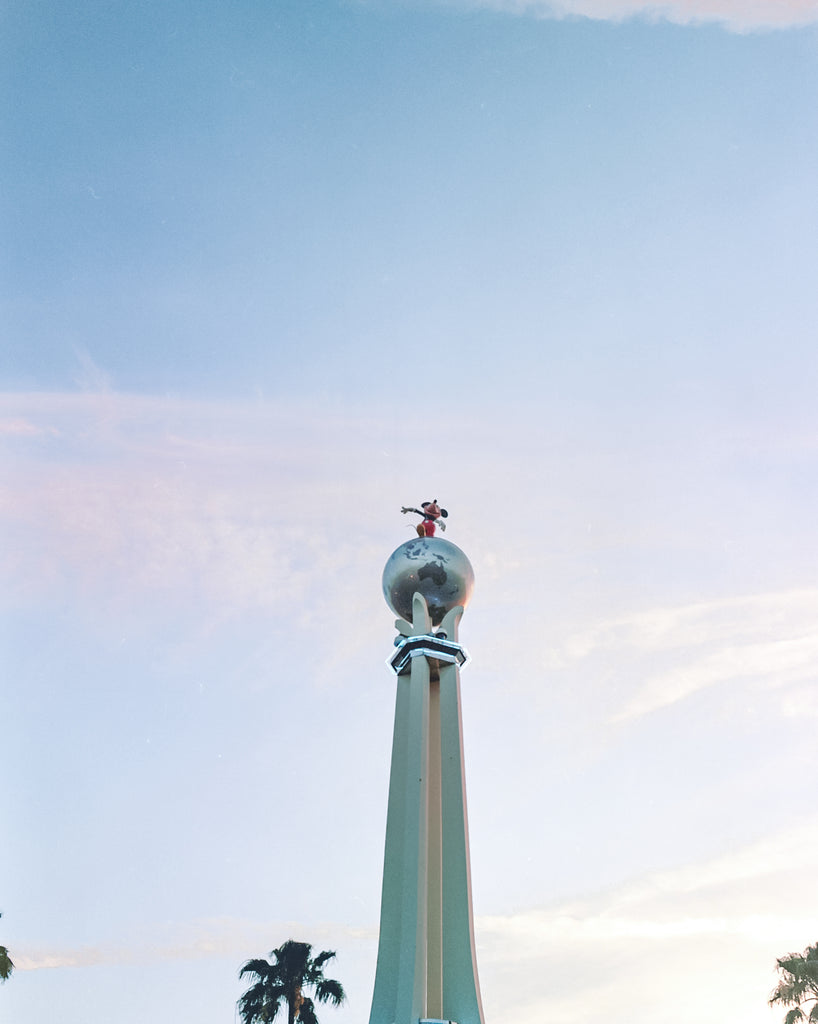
top-left (475, 820), bottom-right (818, 1024)
top-left (71, 346), bottom-right (113, 393)
top-left (0, 392), bottom-right (392, 614)
top-left (549, 590), bottom-right (818, 663)
top-left (12, 918), bottom-right (376, 972)
top-left (616, 629), bottom-right (818, 719)
top-left (543, 589), bottom-right (818, 720)
top-left (481, 819), bottom-right (818, 948)
top-left (456, 0), bottom-right (818, 32)
top-left (613, 818), bottom-right (818, 903)
top-left (0, 418), bottom-right (59, 437)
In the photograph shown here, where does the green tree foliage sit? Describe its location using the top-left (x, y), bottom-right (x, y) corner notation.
top-left (0, 914), bottom-right (13, 983)
top-left (238, 939), bottom-right (346, 1024)
top-left (770, 943), bottom-right (818, 1024)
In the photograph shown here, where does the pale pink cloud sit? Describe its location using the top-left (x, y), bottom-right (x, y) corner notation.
top-left (0, 418), bottom-right (59, 437)
top-left (13, 917), bottom-right (375, 971)
top-left (0, 392), bottom-right (402, 618)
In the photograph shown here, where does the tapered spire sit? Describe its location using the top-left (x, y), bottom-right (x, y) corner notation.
top-left (370, 537), bottom-right (485, 1024)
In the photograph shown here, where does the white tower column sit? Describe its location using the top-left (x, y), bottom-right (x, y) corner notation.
top-left (371, 539), bottom-right (485, 1024)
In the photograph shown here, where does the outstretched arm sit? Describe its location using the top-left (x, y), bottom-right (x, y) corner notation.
top-left (400, 506), bottom-right (423, 516)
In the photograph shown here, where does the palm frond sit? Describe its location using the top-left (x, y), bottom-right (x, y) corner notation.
top-left (784, 1009), bottom-right (805, 1024)
top-left (311, 950), bottom-right (336, 970)
top-left (0, 946), bottom-right (13, 983)
top-left (779, 957), bottom-right (818, 985)
top-left (772, 980), bottom-right (810, 1007)
top-left (314, 978), bottom-right (345, 1006)
top-left (0, 916), bottom-right (12, 984)
top-left (240, 958), bottom-right (274, 980)
top-left (237, 979), bottom-right (285, 1024)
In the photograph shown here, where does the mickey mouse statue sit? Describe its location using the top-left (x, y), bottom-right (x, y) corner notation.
top-left (400, 499), bottom-right (448, 538)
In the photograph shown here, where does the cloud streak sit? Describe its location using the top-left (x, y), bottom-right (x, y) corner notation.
top-left (616, 629), bottom-right (818, 719)
top-left (456, 0), bottom-right (818, 32)
top-left (0, 392), bottom-right (392, 615)
top-left (482, 819), bottom-right (818, 948)
top-left (13, 918), bottom-right (376, 972)
top-left (543, 589), bottom-right (818, 720)
top-left (475, 820), bottom-right (818, 1024)
top-left (0, 418), bottom-right (59, 437)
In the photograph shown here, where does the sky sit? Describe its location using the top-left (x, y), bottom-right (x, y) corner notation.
top-left (3, 1), bottom-right (818, 1022)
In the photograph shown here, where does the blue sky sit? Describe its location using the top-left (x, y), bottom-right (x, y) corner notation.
top-left (3, 2), bottom-right (818, 1023)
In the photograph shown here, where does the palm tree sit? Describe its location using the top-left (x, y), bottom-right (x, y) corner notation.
top-left (770, 943), bottom-right (818, 1024)
top-left (0, 914), bottom-right (13, 983)
top-left (238, 939), bottom-right (345, 1024)
top-left (0, 947), bottom-right (11, 983)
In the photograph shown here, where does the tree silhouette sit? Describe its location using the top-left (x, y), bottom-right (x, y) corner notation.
top-left (770, 943), bottom-right (818, 1024)
top-left (238, 939), bottom-right (345, 1024)
top-left (0, 915), bottom-right (13, 983)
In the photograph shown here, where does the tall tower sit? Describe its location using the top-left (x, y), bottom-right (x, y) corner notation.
top-left (369, 536), bottom-right (485, 1024)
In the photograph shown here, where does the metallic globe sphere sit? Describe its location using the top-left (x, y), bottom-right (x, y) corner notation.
top-left (382, 537), bottom-right (474, 626)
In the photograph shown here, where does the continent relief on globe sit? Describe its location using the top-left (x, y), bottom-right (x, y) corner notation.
top-left (382, 538), bottom-right (474, 627)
